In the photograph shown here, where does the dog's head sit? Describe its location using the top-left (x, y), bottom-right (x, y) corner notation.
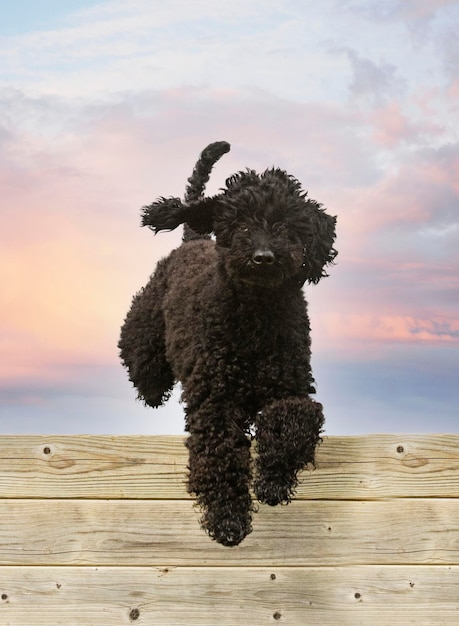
top-left (143, 168), bottom-right (337, 288)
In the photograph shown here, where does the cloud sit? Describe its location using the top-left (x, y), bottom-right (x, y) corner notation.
top-left (344, 49), bottom-right (406, 104)
top-left (0, 1), bottom-right (367, 104)
top-left (1, 1), bottom-right (458, 435)
top-left (378, 147), bottom-right (459, 239)
top-left (2, 84), bottom-right (457, 392)
top-left (339, 0), bottom-right (457, 22)
top-left (0, 366), bottom-right (186, 435)
top-left (0, 1), bottom-right (314, 98)
top-left (322, 313), bottom-right (459, 345)
top-left (329, 138), bottom-right (459, 249)
top-left (369, 101), bottom-right (443, 147)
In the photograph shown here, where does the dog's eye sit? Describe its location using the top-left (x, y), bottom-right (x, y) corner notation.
top-left (240, 226), bottom-right (250, 234)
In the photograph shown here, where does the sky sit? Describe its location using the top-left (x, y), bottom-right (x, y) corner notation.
top-left (1, 0), bottom-right (458, 435)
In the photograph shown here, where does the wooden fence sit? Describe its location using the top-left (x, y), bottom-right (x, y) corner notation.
top-left (0, 434), bottom-right (458, 625)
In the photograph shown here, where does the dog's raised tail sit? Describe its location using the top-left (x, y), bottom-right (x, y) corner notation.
top-left (185, 141), bottom-right (230, 204)
top-left (183, 141), bottom-right (230, 242)
top-left (141, 141), bottom-right (230, 242)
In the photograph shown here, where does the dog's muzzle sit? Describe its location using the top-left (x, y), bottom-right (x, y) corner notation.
top-left (242, 248), bottom-right (284, 287)
top-left (252, 249), bottom-right (275, 266)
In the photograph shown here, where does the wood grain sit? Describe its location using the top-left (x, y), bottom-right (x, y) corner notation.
top-left (0, 498), bottom-right (458, 566)
top-left (0, 434), bottom-right (458, 499)
top-left (0, 434), bottom-right (458, 624)
top-left (0, 566), bottom-right (458, 625)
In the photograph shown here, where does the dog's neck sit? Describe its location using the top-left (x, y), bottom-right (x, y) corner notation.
top-left (219, 275), bottom-right (303, 309)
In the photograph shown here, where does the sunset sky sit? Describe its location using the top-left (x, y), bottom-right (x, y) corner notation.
top-left (1, 0), bottom-right (458, 435)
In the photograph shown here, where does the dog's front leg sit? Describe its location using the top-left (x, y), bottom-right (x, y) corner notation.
top-left (254, 396), bottom-right (324, 506)
top-left (185, 401), bottom-right (253, 547)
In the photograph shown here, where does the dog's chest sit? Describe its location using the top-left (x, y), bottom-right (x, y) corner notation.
top-left (224, 304), bottom-right (281, 353)
top-left (163, 263), bottom-right (311, 394)
top-left (204, 294), bottom-right (305, 376)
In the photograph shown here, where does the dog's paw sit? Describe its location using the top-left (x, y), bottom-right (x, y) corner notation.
top-left (212, 520), bottom-right (251, 547)
top-left (254, 477), bottom-right (295, 507)
top-left (200, 507), bottom-right (252, 547)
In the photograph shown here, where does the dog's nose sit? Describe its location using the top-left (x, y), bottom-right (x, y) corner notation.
top-left (252, 249), bottom-right (275, 265)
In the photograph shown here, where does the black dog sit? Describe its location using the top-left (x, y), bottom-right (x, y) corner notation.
top-left (119, 141), bottom-right (337, 546)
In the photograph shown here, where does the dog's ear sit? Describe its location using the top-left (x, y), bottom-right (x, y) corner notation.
top-left (296, 201), bottom-right (337, 286)
top-left (141, 196), bottom-right (217, 235)
top-left (141, 197), bottom-right (185, 233)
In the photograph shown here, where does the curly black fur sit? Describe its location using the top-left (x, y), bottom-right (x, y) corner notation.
top-left (119, 141), bottom-right (337, 546)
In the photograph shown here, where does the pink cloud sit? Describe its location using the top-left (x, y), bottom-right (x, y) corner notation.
top-left (447, 80), bottom-right (459, 101)
top-left (1, 86), bottom-right (457, 394)
top-left (326, 145), bottom-right (459, 243)
top-left (321, 313), bottom-right (459, 346)
top-left (0, 210), bottom-right (178, 381)
top-left (0, 103), bottom-right (189, 385)
top-left (370, 102), bottom-right (443, 147)
top-left (399, 0), bottom-right (458, 19)
top-left (417, 157), bottom-right (459, 195)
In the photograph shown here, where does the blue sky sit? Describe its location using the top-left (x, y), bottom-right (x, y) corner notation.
top-left (2, 0), bottom-right (98, 34)
top-left (1, 0), bottom-right (458, 435)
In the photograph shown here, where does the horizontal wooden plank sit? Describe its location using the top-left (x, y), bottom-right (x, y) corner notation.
top-left (0, 498), bottom-right (458, 566)
top-left (306, 433), bottom-right (459, 499)
top-left (0, 566), bottom-right (458, 625)
top-left (0, 435), bottom-right (188, 500)
top-left (0, 434), bottom-right (458, 500)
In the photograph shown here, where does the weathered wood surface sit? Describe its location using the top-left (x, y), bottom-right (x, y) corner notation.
top-left (0, 434), bottom-right (458, 499)
top-left (0, 499), bottom-right (458, 566)
top-left (0, 566), bottom-right (458, 626)
top-left (0, 434), bottom-right (458, 624)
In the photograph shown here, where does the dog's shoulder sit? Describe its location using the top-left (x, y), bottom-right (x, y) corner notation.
top-left (168, 239), bottom-right (216, 267)
top-left (164, 239), bottom-right (218, 292)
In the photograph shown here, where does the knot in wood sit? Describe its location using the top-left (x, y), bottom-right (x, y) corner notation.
top-left (129, 608), bottom-right (140, 621)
